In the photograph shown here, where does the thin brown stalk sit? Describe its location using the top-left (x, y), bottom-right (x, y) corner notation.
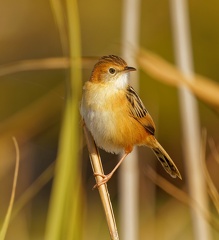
top-left (137, 49), bottom-right (219, 108)
top-left (83, 124), bottom-right (119, 240)
top-left (202, 135), bottom-right (219, 214)
top-left (11, 163), bottom-right (55, 220)
top-left (0, 57), bottom-right (96, 78)
top-left (209, 138), bottom-right (219, 165)
top-left (0, 137), bottom-right (20, 240)
top-left (144, 166), bottom-right (219, 231)
top-left (0, 58), bottom-right (69, 77)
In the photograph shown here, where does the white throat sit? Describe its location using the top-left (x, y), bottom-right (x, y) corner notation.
top-left (113, 72), bottom-right (129, 89)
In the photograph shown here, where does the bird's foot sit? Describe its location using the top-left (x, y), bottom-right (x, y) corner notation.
top-left (93, 172), bottom-right (113, 189)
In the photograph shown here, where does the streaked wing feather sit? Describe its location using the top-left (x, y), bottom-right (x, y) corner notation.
top-left (126, 86), bottom-right (155, 135)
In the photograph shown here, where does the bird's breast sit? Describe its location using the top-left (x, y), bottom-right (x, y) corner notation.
top-left (81, 82), bottom-right (127, 153)
top-left (80, 82), bottom-right (146, 153)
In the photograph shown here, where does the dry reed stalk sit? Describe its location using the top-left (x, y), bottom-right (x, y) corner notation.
top-left (209, 139), bottom-right (219, 165)
top-left (0, 57), bottom-right (98, 78)
top-left (1, 54), bottom-right (219, 108)
top-left (144, 165), bottom-right (219, 231)
top-left (202, 136), bottom-right (219, 214)
top-left (120, 0), bottom-right (141, 239)
top-left (170, 1), bottom-right (210, 239)
top-left (11, 163), bottom-right (55, 221)
top-left (83, 124), bottom-right (119, 240)
top-left (137, 49), bottom-right (219, 108)
top-left (0, 137), bottom-right (20, 240)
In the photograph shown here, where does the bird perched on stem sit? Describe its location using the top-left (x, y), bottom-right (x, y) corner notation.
top-left (81, 55), bottom-right (181, 187)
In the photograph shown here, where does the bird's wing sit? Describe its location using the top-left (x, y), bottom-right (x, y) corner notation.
top-left (126, 85), bottom-right (155, 135)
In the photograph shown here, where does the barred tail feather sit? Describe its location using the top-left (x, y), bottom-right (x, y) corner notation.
top-left (151, 141), bottom-right (182, 179)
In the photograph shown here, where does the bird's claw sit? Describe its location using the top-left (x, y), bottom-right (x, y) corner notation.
top-left (93, 172), bottom-right (112, 189)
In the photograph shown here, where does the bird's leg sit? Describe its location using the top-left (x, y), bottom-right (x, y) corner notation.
top-left (93, 150), bottom-right (131, 188)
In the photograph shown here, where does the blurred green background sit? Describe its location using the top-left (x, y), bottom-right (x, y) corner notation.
top-left (0, 0), bottom-right (219, 239)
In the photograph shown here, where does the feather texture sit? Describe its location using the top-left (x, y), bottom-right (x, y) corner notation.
top-left (126, 86), bottom-right (155, 135)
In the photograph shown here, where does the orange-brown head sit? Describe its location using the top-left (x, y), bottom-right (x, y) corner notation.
top-left (90, 55), bottom-right (136, 85)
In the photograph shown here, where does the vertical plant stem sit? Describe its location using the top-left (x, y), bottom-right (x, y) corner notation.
top-left (169, 1), bottom-right (211, 239)
top-left (120, 0), bottom-right (141, 239)
top-left (83, 125), bottom-right (119, 240)
top-left (45, 0), bottom-right (82, 239)
top-left (0, 137), bottom-right (19, 240)
top-left (49, 0), bottom-right (69, 55)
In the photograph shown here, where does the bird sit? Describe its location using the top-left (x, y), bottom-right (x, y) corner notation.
top-left (80, 55), bottom-right (181, 187)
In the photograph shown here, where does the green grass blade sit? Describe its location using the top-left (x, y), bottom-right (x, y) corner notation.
top-left (45, 0), bottom-right (82, 239)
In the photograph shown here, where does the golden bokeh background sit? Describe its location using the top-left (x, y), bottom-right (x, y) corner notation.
top-left (0, 0), bottom-right (219, 239)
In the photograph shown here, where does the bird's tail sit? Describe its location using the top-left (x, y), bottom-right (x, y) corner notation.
top-left (151, 140), bottom-right (182, 179)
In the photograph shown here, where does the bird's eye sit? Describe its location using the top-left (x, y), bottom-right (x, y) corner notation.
top-left (109, 67), bottom-right (116, 74)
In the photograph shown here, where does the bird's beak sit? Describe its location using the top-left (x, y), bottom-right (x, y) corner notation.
top-left (124, 66), bottom-right (136, 72)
